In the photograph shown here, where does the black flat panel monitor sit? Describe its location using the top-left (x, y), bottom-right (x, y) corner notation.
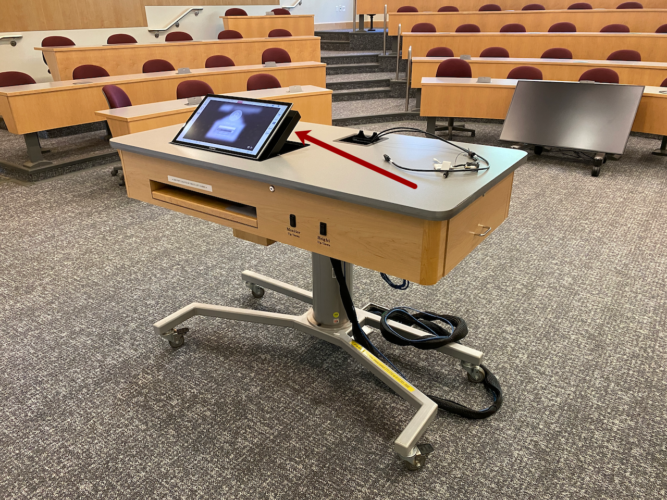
top-left (172, 95), bottom-right (295, 160)
top-left (499, 81), bottom-right (644, 155)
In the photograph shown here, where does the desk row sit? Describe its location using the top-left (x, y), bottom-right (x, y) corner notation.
top-left (389, 8), bottom-right (667, 34)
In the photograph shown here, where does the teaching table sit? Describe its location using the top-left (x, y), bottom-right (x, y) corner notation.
top-left (356, 0), bottom-right (666, 15)
top-left (389, 9), bottom-right (667, 35)
top-left (0, 62), bottom-right (324, 168)
top-left (36, 36), bottom-right (321, 81)
top-left (110, 121), bottom-right (526, 467)
top-left (402, 32), bottom-right (667, 62)
top-left (95, 86), bottom-right (333, 137)
top-left (221, 14), bottom-right (315, 38)
top-left (411, 57), bottom-right (667, 88)
top-left (420, 77), bottom-right (667, 144)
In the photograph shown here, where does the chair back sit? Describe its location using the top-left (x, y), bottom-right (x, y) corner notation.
top-left (568, 2), bottom-right (592, 8)
top-left (177, 80), bottom-right (214, 99)
top-left (656, 24), bottom-right (667, 33)
top-left (507, 66), bottom-right (543, 80)
top-left (600, 24), bottom-right (630, 32)
top-left (142, 59), bottom-right (175, 73)
top-left (412, 23), bottom-right (437, 33)
top-left (617, 2), bottom-right (642, 8)
top-left (436, 59), bottom-right (472, 78)
top-left (262, 48), bottom-right (291, 64)
top-left (541, 47), bottom-right (573, 59)
top-left (205, 55), bottom-right (235, 68)
top-left (607, 49), bottom-right (641, 61)
top-left (426, 47), bottom-right (454, 57)
top-left (397, 6), bottom-right (419, 12)
top-left (73, 64), bottom-right (109, 80)
top-left (42, 36), bottom-right (75, 47)
top-left (107, 34), bottom-right (137, 44)
top-left (247, 74), bottom-right (282, 91)
top-left (102, 85), bottom-right (132, 109)
top-left (272, 8), bottom-right (291, 15)
top-left (0, 71), bottom-right (36, 87)
top-left (480, 47), bottom-right (510, 57)
top-left (456, 24), bottom-right (481, 32)
top-left (218, 30), bottom-right (243, 39)
top-left (438, 6), bottom-right (459, 11)
top-left (522, 3), bottom-right (545, 9)
top-left (269, 29), bottom-right (293, 37)
top-left (500, 23), bottom-right (526, 32)
top-left (579, 68), bottom-right (619, 84)
top-left (165, 31), bottom-right (193, 42)
top-left (226, 8), bottom-right (248, 16)
top-left (479, 4), bottom-right (502, 10)
top-left (549, 22), bottom-right (577, 32)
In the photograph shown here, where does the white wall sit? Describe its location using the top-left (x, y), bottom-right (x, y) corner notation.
top-left (0, 1), bottom-right (356, 83)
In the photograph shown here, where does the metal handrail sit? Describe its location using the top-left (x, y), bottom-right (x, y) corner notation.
top-left (281, 0), bottom-right (303, 9)
top-left (395, 24), bottom-right (401, 80)
top-left (0, 34), bottom-right (23, 47)
top-left (383, 5), bottom-right (387, 55)
top-left (148, 7), bottom-right (203, 38)
top-left (405, 46), bottom-right (412, 111)
top-left (353, 0), bottom-right (357, 32)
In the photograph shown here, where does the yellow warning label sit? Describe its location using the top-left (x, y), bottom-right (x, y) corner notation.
top-left (333, 312), bottom-right (340, 318)
top-left (350, 341), bottom-right (415, 392)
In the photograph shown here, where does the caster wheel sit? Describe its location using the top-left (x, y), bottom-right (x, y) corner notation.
top-left (251, 285), bottom-right (265, 299)
top-left (119, 179), bottom-right (126, 186)
top-left (466, 366), bottom-right (486, 383)
top-left (111, 169), bottom-right (118, 177)
top-left (534, 146), bottom-right (543, 156)
top-left (169, 334), bottom-right (185, 348)
top-left (591, 166), bottom-right (601, 177)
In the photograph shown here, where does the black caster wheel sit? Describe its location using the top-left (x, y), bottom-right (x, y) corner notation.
top-left (169, 334), bottom-right (185, 348)
top-left (534, 145), bottom-right (543, 156)
top-left (466, 366), bottom-right (486, 383)
top-left (592, 165), bottom-right (601, 177)
top-left (111, 170), bottom-right (118, 177)
top-left (251, 285), bottom-right (265, 299)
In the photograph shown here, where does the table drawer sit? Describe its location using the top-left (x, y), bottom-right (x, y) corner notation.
top-left (443, 173), bottom-right (514, 275)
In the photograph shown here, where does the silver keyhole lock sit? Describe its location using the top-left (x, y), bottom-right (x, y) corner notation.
top-left (269, 185), bottom-right (275, 192)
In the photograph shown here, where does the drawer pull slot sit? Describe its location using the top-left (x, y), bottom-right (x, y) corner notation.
top-left (473, 225), bottom-right (492, 237)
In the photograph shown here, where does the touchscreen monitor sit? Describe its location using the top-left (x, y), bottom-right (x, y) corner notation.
top-left (172, 95), bottom-right (293, 160)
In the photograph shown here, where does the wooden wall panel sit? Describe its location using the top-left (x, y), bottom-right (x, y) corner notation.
top-left (0, 0), bottom-right (279, 32)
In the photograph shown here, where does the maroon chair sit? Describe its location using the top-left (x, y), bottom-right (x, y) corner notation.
top-left (522, 3), bottom-right (546, 9)
top-left (205, 55), bottom-right (235, 68)
top-left (568, 2), bottom-right (592, 8)
top-left (262, 48), bottom-right (291, 64)
top-left (426, 47), bottom-right (454, 57)
top-left (617, 1), bottom-right (642, 7)
top-left (661, 77), bottom-right (667, 86)
top-left (101, 85), bottom-right (132, 182)
top-left (411, 23), bottom-right (437, 32)
top-left (142, 59), bottom-right (175, 73)
top-left (438, 6), bottom-right (459, 11)
top-left (657, 24), bottom-right (667, 33)
top-left (397, 6), bottom-right (419, 12)
top-left (107, 34), bottom-right (137, 44)
top-left (607, 49), bottom-right (641, 61)
top-left (272, 8), bottom-right (291, 15)
top-left (434, 59), bottom-right (474, 139)
top-left (480, 47), bottom-right (510, 57)
top-left (479, 4), bottom-right (502, 10)
top-left (456, 24), bottom-right (481, 32)
top-left (0, 71), bottom-right (36, 87)
top-left (500, 23), bottom-right (526, 32)
top-left (549, 22), bottom-right (577, 32)
top-left (600, 24), bottom-right (630, 32)
top-left (41, 36), bottom-right (75, 72)
top-left (73, 65), bottom-right (109, 80)
top-left (226, 8), bottom-right (248, 16)
top-left (218, 30), bottom-right (243, 39)
top-left (165, 31), bottom-right (193, 42)
top-left (269, 29), bottom-right (292, 37)
top-left (579, 68), bottom-right (619, 83)
top-left (247, 73), bottom-right (282, 91)
top-left (507, 66), bottom-right (543, 80)
top-left (541, 47), bottom-right (573, 59)
top-left (176, 80), bottom-right (214, 99)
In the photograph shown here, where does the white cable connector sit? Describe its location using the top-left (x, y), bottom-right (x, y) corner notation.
top-left (433, 158), bottom-right (452, 171)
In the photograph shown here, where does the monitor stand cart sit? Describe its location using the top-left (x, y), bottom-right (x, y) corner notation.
top-left (155, 253), bottom-right (486, 470)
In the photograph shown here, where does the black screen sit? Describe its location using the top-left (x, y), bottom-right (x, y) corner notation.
top-left (500, 81), bottom-right (644, 155)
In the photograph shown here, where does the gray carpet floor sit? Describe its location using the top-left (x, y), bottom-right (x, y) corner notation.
top-left (1, 121), bottom-right (666, 499)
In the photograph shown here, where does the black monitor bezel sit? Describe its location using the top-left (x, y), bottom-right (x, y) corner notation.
top-left (171, 94), bottom-right (294, 161)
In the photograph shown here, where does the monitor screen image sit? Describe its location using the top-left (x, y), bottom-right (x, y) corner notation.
top-left (500, 81), bottom-right (644, 155)
top-left (172, 95), bottom-right (291, 159)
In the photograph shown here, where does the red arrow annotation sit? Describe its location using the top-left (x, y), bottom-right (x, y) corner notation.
top-left (295, 130), bottom-right (418, 190)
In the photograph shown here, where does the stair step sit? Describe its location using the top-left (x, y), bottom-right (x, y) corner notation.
top-left (321, 41), bottom-right (351, 51)
top-left (315, 31), bottom-right (350, 41)
top-left (332, 87), bottom-right (393, 102)
top-left (327, 78), bottom-right (391, 91)
top-left (326, 63), bottom-right (382, 75)
top-left (322, 53), bottom-right (379, 65)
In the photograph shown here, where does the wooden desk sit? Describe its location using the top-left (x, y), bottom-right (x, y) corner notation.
top-left (0, 62), bottom-right (325, 136)
top-left (402, 32), bottom-right (667, 62)
top-left (36, 37), bottom-right (321, 81)
top-left (358, 0), bottom-right (666, 15)
top-left (96, 86), bottom-right (333, 136)
top-left (420, 77), bottom-right (667, 136)
top-left (221, 14), bottom-right (315, 38)
top-left (389, 9), bottom-right (667, 36)
top-left (411, 57), bottom-right (667, 88)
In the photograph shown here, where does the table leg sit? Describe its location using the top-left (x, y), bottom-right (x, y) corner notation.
top-left (652, 136), bottom-right (667, 156)
top-left (23, 133), bottom-right (53, 168)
